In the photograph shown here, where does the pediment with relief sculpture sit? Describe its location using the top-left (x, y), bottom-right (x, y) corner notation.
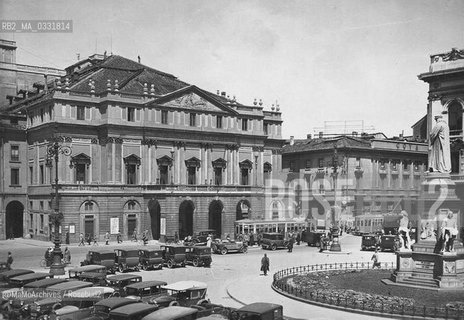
top-left (152, 85), bottom-right (238, 115)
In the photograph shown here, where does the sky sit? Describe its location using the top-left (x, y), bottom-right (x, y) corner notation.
top-left (1, 0), bottom-right (464, 139)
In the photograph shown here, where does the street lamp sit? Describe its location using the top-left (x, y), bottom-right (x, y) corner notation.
top-left (329, 146), bottom-right (342, 252)
top-left (47, 140), bottom-right (72, 275)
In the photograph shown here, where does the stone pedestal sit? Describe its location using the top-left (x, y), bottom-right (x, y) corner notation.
top-left (389, 173), bottom-right (464, 290)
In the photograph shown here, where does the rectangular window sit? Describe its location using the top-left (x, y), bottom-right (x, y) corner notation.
top-left (40, 165), bottom-right (44, 184)
top-left (30, 166), bottom-right (34, 184)
top-left (356, 157), bottom-right (361, 168)
top-left (214, 167), bottom-right (222, 185)
top-left (289, 161), bottom-right (295, 172)
top-left (11, 145), bottom-right (19, 161)
top-left (30, 201), bottom-right (33, 210)
top-left (318, 158), bottom-right (324, 168)
top-left (161, 110), bottom-right (168, 124)
top-left (29, 213), bottom-right (33, 229)
top-left (76, 163), bottom-right (86, 184)
top-left (242, 119), bottom-right (248, 131)
top-left (77, 106), bottom-right (85, 120)
top-left (40, 214), bottom-right (44, 230)
top-left (189, 113), bottom-right (196, 127)
top-left (305, 160), bottom-right (311, 169)
top-left (159, 165), bottom-right (168, 184)
top-left (128, 108), bottom-right (135, 122)
top-left (39, 201), bottom-right (44, 210)
top-left (264, 123), bottom-right (268, 135)
top-left (11, 168), bottom-right (20, 185)
top-left (403, 161), bottom-right (410, 171)
top-left (216, 116), bottom-right (222, 129)
top-left (126, 164), bottom-right (137, 184)
top-left (187, 167), bottom-right (196, 185)
top-left (240, 168), bottom-right (249, 186)
top-left (40, 109), bottom-right (44, 122)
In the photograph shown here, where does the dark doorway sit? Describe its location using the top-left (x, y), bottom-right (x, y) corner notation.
top-left (127, 214), bottom-right (137, 237)
top-left (5, 201), bottom-right (24, 239)
top-left (209, 200), bottom-right (223, 237)
top-left (236, 200), bottom-right (251, 221)
top-left (179, 200), bottom-right (194, 239)
top-left (84, 215), bottom-right (94, 238)
top-left (148, 199), bottom-right (161, 240)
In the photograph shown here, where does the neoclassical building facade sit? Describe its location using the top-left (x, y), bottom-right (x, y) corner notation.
top-left (0, 53), bottom-right (284, 242)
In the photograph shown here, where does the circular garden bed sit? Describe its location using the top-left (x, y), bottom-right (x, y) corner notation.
top-left (275, 269), bottom-right (464, 317)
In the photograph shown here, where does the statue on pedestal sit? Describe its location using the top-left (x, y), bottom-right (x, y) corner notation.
top-left (428, 114), bottom-right (451, 173)
top-left (441, 210), bottom-right (458, 253)
top-left (398, 210), bottom-right (411, 250)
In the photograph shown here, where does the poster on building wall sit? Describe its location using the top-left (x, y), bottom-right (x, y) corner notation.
top-left (160, 218), bottom-right (166, 236)
top-left (110, 218), bottom-right (119, 234)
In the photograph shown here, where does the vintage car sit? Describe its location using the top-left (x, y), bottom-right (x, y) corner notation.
top-left (361, 234), bottom-right (379, 251)
top-left (184, 246), bottom-right (212, 267)
top-left (0, 269), bottom-right (34, 285)
top-left (81, 250), bottom-right (117, 273)
top-left (124, 280), bottom-right (167, 303)
top-left (211, 239), bottom-right (247, 255)
top-left (261, 233), bottom-right (289, 251)
top-left (24, 277), bottom-right (67, 289)
top-left (236, 302), bottom-right (284, 320)
top-left (49, 305), bottom-right (90, 320)
top-left (78, 271), bottom-right (107, 286)
top-left (188, 229), bottom-right (217, 246)
top-left (161, 245), bottom-right (187, 268)
top-left (150, 281), bottom-right (209, 308)
top-left (8, 272), bottom-right (50, 287)
top-left (106, 274), bottom-right (142, 295)
top-left (46, 280), bottom-right (93, 294)
top-left (185, 246), bottom-right (213, 267)
top-left (141, 306), bottom-right (198, 320)
top-left (303, 231), bottom-right (325, 247)
top-left (84, 297), bottom-right (140, 320)
top-left (115, 249), bottom-right (140, 272)
top-left (139, 249), bottom-right (164, 270)
top-left (109, 302), bottom-right (159, 320)
top-left (29, 297), bottom-right (63, 320)
top-left (3, 287), bottom-right (41, 319)
top-left (69, 264), bottom-right (107, 279)
top-left (379, 235), bottom-right (398, 252)
top-left (63, 286), bottom-right (116, 308)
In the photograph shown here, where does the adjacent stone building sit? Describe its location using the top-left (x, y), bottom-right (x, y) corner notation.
top-left (0, 53), bottom-right (284, 242)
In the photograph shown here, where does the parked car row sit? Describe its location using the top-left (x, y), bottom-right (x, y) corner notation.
top-left (0, 267), bottom-right (283, 320)
top-left (81, 245), bottom-right (212, 273)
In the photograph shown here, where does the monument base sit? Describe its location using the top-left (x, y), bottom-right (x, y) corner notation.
top-left (390, 241), bottom-right (464, 290)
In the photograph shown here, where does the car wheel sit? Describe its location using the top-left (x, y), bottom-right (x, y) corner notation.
top-left (181, 260), bottom-right (186, 267)
top-left (271, 244), bottom-right (277, 251)
top-left (167, 260), bottom-right (174, 269)
top-left (169, 301), bottom-right (179, 306)
top-left (315, 241), bottom-right (321, 247)
top-left (241, 246), bottom-right (248, 253)
top-left (221, 248), bottom-right (228, 255)
top-left (193, 259), bottom-right (200, 267)
top-left (142, 263), bottom-right (148, 271)
top-left (118, 264), bottom-right (125, 273)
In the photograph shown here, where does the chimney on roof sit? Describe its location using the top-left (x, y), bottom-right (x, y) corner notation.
top-left (253, 98), bottom-right (257, 106)
top-left (352, 131), bottom-right (358, 137)
top-left (217, 90), bottom-right (220, 95)
top-left (307, 134), bottom-right (312, 140)
top-left (76, 53), bottom-right (80, 61)
top-left (319, 131), bottom-right (323, 139)
top-left (138, 55), bottom-right (141, 63)
top-left (221, 91), bottom-right (226, 97)
top-left (290, 136), bottom-right (295, 146)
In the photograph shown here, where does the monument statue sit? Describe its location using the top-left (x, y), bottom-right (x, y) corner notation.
top-left (428, 114), bottom-right (451, 173)
top-left (398, 210), bottom-right (411, 250)
top-left (440, 210), bottom-right (458, 253)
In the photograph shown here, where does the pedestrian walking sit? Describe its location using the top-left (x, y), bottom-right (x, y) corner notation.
top-left (78, 233), bottom-right (85, 246)
top-left (132, 230), bottom-right (138, 242)
top-left (105, 232), bottom-right (110, 245)
top-left (86, 233), bottom-right (91, 245)
top-left (287, 237), bottom-right (294, 252)
top-left (206, 234), bottom-right (212, 248)
top-left (93, 234), bottom-right (99, 246)
top-left (142, 230), bottom-right (148, 245)
top-left (296, 232), bottom-right (301, 245)
top-left (117, 230), bottom-right (122, 244)
top-left (6, 252), bottom-right (13, 270)
top-left (64, 247), bottom-right (71, 264)
top-left (260, 253), bottom-right (270, 276)
top-left (371, 248), bottom-right (381, 269)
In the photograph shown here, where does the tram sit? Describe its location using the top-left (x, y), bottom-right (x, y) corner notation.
top-left (234, 218), bottom-right (307, 239)
top-left (353, 213), bottom-right (384, 235)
